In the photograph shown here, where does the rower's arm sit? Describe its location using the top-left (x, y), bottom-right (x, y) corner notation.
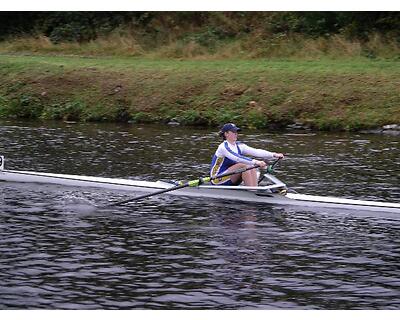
top-left (240, 144), bottom-right (275, 159)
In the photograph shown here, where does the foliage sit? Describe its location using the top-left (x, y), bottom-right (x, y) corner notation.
top-left (244, 109), bottom-right (268, 129)
top-left (0, 12), bottom-right (149, 42)
top-left (1, 12), bottom-right (399, 44)
top-left (1, 12), bottom-right (399, 59)
top-left (41, 101), bottom-right (85, 121)
top-left (130, 112), bottom-right (155, 123)
top-left (177, 109), bottom-right (204, 125)
top-left (0, 94), bottom-right (43, 118)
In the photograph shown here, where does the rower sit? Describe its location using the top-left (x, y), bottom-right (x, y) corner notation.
top-left (210, 123), bottom-right (284, 187)
top-left (0, 155), bottom-right (4, 171)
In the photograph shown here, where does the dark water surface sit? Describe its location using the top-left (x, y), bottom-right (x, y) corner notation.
top-left (0, 120), bottom-right (399, 309)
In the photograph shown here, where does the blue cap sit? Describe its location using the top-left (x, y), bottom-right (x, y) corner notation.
top-left (220, 123), bottom-right (241, 133)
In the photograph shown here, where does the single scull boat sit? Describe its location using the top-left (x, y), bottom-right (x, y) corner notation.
top-left (1, 156), bottom-right (399, 213)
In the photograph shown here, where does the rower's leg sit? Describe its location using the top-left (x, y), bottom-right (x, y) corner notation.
top-left (224, 163), bottom-right (248, 184)
top-left (242, 168), bottom-right (258, 186)
top-left (225, 163), bottom-right (258, 186)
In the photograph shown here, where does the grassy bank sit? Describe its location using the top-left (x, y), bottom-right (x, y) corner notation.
top-left (1, 54), bottom-right (399, 131)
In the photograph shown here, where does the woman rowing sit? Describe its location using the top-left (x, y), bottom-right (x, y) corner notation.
top-left (210, 123), bottom-right (284, 187)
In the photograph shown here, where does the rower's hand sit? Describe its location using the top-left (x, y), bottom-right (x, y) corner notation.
top-left (273, 153), bottom-right (284, 159)
top-left (254, 160), bottom-right (267, 168)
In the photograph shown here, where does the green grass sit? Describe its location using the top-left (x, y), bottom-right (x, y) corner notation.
top-left (0, 54), bottom-right (399, 130)
top-left (1, 54), bottom-right (399, 74)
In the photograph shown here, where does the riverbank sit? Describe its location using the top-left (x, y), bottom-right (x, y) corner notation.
top-left (1, 54), bottom-right (399, 131)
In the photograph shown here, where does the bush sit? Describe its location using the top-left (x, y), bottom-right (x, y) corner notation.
top-left (0, 94), bottom-right (43, 118)
top-left (130, 112), bottom-right (155, 123)
top-left (41, 101), bottom-right (85, 121)
top-left (177, 109), bottom-right (209, 125)
top-left (244, 109), bottom-right (268, 129)
top-left (0, 95), bottom-right (9, 117)
top-left (48, 23), bottom-right (95, 44)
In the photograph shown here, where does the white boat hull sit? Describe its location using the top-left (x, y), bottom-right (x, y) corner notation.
top-left (1, 168), bottom-right (400, 213)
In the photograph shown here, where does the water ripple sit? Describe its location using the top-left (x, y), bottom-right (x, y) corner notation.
top-left (0, 121), bottom-right (399, 309)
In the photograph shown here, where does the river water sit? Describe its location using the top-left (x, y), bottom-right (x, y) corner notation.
top-left (0, 120), bottom-right (399, 309)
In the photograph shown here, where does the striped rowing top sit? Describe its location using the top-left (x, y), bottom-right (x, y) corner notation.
top-left (210, 141), bottom-right (274, 185)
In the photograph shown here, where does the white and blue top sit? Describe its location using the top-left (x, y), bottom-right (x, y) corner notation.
top-left (210, 141), bottom-right (274, 185)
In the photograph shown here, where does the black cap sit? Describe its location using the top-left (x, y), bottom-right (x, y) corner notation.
top-left (220, 123), bottom-right (241, 133)
top-left (219, 123), bottom-right (241, 137)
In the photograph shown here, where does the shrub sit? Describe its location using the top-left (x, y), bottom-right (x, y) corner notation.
top-left (245, 109), bottom-right (268, 129)
top-left (41, 101), bottom-right (85, 121)
top-left (1, 94), bottom-right (43, 119)
top-left (130, 111), bottom-right (155, 123)
top-left (177, 109), bottom-right (209, 125)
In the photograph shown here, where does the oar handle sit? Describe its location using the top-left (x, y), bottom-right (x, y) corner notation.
top-left (266, 157), bottom-right (281, 173)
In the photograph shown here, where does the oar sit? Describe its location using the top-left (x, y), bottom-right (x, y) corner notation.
top-left (105, 164), bottom-right (260, 207)
top-left (105, 157), bottom-right (282, 207)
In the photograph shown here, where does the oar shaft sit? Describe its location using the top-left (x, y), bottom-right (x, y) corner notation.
top-left (109, 181), bottom-right (190, 206)
top-left (106, 163), bottom-right (263, 207)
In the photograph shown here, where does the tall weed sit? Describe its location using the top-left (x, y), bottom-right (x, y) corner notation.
top-left (1, 32), bottom-right (398, 59)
